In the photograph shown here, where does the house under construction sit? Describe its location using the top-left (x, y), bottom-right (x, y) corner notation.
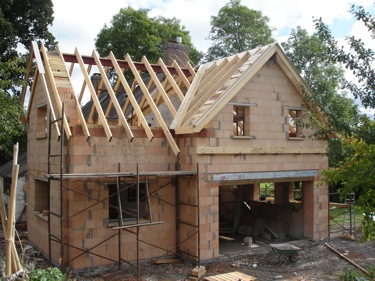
top-left (20, 40), bottom-right (329, 272)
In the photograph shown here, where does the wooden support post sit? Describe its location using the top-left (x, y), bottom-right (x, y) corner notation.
top-left (5, 143), bottom-right (22, 276)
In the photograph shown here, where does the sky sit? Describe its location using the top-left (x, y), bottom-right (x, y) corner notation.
top-left (49, 0), bottom-right (375, 117)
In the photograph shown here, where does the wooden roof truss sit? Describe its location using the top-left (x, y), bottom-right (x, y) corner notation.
top-left (22, 42), bottom-right (194, 155)
top-left (22, 42), bottom-right (329, 156)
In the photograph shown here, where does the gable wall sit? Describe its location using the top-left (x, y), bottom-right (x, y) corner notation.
top-left (179, 62), bottom-right (328, 173)
top-left (177, 62), bottom-right (329, 260)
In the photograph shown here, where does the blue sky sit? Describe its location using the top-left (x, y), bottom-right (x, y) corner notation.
top-left (49, 0), bottom-right (374, 117)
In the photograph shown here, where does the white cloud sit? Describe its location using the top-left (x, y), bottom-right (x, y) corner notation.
top-left (49, 0), bottom-right (374, 115)
top-left (51, 0), bottom-right (374, 54)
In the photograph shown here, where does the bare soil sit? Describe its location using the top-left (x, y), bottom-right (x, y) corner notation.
top-left (1, 228), bottom-right (374, 281)
top-left (72, 236), bottom-right (374, 281)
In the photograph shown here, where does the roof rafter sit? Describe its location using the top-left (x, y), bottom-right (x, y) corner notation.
top-left (40, 44), bottom-right (72, 140)
top-left (125, 54), bottom-right (180, 155)
top-left (109, 52), bottom-right (154, 141)
top-left (75, 47), bottom-right (113, 141)
top-left (93, 50), bottom-right (134, 142)
top-left (55, 45), bottom-right (90, 142)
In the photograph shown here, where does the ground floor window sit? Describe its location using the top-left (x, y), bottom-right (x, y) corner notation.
top-left (108, 182), bottom-right (147, 221)
top-left (34, 179), bottom-right (49, 213)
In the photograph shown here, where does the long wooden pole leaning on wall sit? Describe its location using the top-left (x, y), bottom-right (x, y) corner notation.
top-left (60, 104), bottom-right (65, 271)
top-left (136, 163), bottom-right (140, 281)
top-left (197, 162), bottom-right (200, 267)
top-left (2, 143), bottom-right (22, 276)
top-left (116, 163), bottom-right (123, 270)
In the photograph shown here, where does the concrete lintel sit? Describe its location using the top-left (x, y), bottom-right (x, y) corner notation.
top-left (213, 170), bottom-right (319, 182)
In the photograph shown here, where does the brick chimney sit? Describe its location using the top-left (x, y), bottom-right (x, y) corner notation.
top-left (162, 37), bottom-right (189, 67)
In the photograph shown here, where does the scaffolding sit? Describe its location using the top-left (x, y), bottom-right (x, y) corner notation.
top-left (47, 107), bottom-right (200, 280)
top-left (328, 191), bottom-right (356, 238)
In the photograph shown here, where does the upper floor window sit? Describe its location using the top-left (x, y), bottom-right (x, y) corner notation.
top-left (36, 104), bottom-right (47, 139)
top-left (233, 105), bottom-right (250, 137)
top-left (288, 109), bottom-right (303, 138)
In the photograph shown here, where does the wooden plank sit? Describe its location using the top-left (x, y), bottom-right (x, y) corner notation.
top-left (110, 52), bottom-right (154, 141)
top-left (75, 48), bottom-right (112, 141)
top-left (126, 54), bottom-right (179, 155)
top-left (197, 146), bottom-right (327, 155)
top-left (55, 45), bottom-right (91, 142)
top-left (172, 60), bottom-right (190, 88)
top-left (30, 43), bottom-right (61, 139)
top-left (20, 44), bottom-right (34, 107)
top-left (158, 58), bottom-right (184, 101)
top-left (29, 43), bottom-right (61, 137)
top-left (192, 45), bottom-right (276, 132)
top-left (93, 51), bottom-right (134, 141)
top-left (40, 45), bottom-right (72, 140)
top-left (153, 257), bottom-right (181, 264)
top-left (78, 64), bottom-right (92, 103)
top-left (204, 271), bottom-right (257, 281)
top-left (186, 53), bottom-right (250, 128)
top-left (185, 61), bottom-right (196, 78)
top-left (170, 63), bottom-right (210, 130)
top-left (142, 56), bottom-right (176, 117)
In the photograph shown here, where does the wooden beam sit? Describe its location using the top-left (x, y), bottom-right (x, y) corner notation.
top-left (75, 48), bottom-right (113, 141)
top-left (142, 56), bottom-right (176, 117)
top-left (185, 61), bottom-right (196, 78)
top-left (40, 45), bottom-right (72, 140)
top-left (196, 146), bottom-right (327, 155)
top-left (55, 45), bottom-right (91, 141)
top-left (172, 60), bottom-right (190, 88)
top-left (170, 63), bottom-right (210, 130)
top-left (158, 58), bottom-right (184, 101)
top-left (61, 53), bottom-right (191, 76)
top-left (78, 63), bottom-right (92, 103)
top-left (183, 54), bottom-right (250, 127)
top-left (126, 54), bottom-right (179, 155)
top-left (109, 52), bottom-right (154, 141)
top-left (93, 51), bottom-right (134, 141)
top-left (192, 45), bottom-right (275, 132)
top-left (20, 45), bottom-right (34, 107)
top-left (31, 42), bottom-right (61, 139)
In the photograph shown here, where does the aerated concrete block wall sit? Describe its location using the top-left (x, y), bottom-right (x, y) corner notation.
top-left (177, 62), bottom-right (329, 261)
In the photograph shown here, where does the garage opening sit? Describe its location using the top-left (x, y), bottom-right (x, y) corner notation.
top-left (218, 181), bottom-right (306, 256)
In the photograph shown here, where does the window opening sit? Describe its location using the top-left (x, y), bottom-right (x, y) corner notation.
top-left (36, 105), bottom-right (47, 139)
top-left (233, 105), bottom-right (250, 136)
top-left (288, 109), bottom-right (303, 138)
top-left (108, 182), bottom-right (147, 221)
top-left (34, 179), bottom-right (49, 213)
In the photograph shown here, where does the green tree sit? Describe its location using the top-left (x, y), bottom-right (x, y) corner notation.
top-left (95, 7), bottom-right (202, 65)
top-left (205, 0), bottom-right (274, 61)
top-left (321, 136), bottom-right (375, 241)
top-left (314, 5), bottom-right (375, 109)
top-left (0, 0), bottom-right (56, 163)
top-left (313, 5), bottom-right (375, 241)
top-left (281, 27), bottom-right (362, 140)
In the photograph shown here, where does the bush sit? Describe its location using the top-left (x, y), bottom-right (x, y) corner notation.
top-left (28, 267), bottom-right (65, 281)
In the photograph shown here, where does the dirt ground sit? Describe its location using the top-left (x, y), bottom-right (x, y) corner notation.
top-left (1, 228), bottom-right (374, 281)
top-left (71, 236), bottom-right (375, 281)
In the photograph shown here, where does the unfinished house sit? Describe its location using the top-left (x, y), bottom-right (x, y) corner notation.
top-left (21, 41), bottom-right (329, 273)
